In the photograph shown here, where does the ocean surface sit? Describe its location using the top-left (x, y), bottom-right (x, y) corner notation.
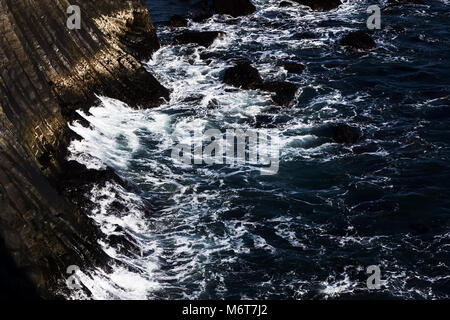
top-left (67, 0), bottom-right (450, 299)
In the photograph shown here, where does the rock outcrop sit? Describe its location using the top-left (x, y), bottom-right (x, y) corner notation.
top-left (340, 31), bottom-right (377, 51)
top-left (213, 0), bottom-right (256, 17)
top-left (223, 61), bottom-right (263, 89)
top-left (174, 31), bottom-right (225, 47)
top-left (332, 124), bottom-right (361, 144)
top-left (283, 62), bottom-right (305, 74)
top-left (223, 61), bottom-right (298, 106)
top-left (167, 15), bottom-right (188, 28)
top-left (0, 0), bottom-right (168, 298)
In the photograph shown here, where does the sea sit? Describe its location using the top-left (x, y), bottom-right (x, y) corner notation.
top-left (66, 0), bottom-right (450, 299)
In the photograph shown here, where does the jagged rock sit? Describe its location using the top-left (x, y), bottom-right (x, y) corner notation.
top-left (280, 1), bottom-right (294, 7)
top-left (121, 10), bottom-right (161, 61)
top-left (223, 61), bottom-right (298, 106)
top-left (213, 0), bottom-right (256, 17)
top-left (292, 0), bottom-right (342, 11)
top-left (223, 61), bottom-right (263, 89)
top-left (167, 15), bottom-right (188, 28)
top-left (283, 62), bottom-right (305, 73)
top-left (175, 31), bottom-right (225, 47)
top-left (0, 0), bottom-right (167, 298)
top-left (332, 124), bottom-right (361, 143)
top-left (257, 82), bottom-right (299, 106)
top-left (340, 31), bottom-right (377, 50)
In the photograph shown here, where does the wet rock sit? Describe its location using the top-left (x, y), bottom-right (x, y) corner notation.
top-left (213, 0), bottom-right (256, 17)
top-left (223, 61), bottom-right (263, 89)
top-left (292, 31), bottom-right (316, 40)
top-left (257, 81), bottom-right (299, 106)
top-left (332, 124), bottom-right (361, 144)
top-left (0, 0), bottom-right (164, 298)
top-left (58, 161), bottom-right (127, 191)
top-left (409, 223), bottom-right (430, 235)
top-left (283, 62), bottom-right (305, 74)
top-left (182, 94), bottom-right (205, 103)
top-left (224, 61), bottom-right (298, 106)
top-left (292, 0), bottom-right (342, 11)
top-left (121, 9), bottom-right (161, 61)
top-left (207, 98), bottom-right (221, 109)
top-left (254, 114), bottom-right (278, 129)
top-left (280, 1), bottom-right (294, 7)
top-left (387, 0), bottom-right (425, 6)
top-left (340, 31), bottom-right (377, 50)
top-left (175, 31), bottom-right (225, 47)
top-left (167, 15), bottom-right (188, 28)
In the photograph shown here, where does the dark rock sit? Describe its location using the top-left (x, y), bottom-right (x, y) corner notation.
top-left (182, 94), bottom-right (205, 103)
top-left (283, 62), bottom-right (305, 73)
top-left (280, 1), bottom-right (294, 7)
top-left (192, 11), bottom-right (214, 22)
top-left (223, 61), bottom-right (263, 89)
top-left (207, 98), bottom-right (220, 108)
top-left (332, 124), bottom-right (361, 144)
top-left (121, 10), bottom-right (161, 61)
top-left (257, 81), bottom-right (299, 106)
top-left (0, 0), bottom-right (165, 298)
top-left (0, 237), bottom-right (40, 300)
top-left (292, 31), bottom-right (316, 39)
top-left (175, 31), bottom-right (225, 47)
top-left (167, 15), bottom-right (188, 28)
top-left (213, 0), bottom-right (256, 17)
top-left (223, 61), bottom-right (298, 106)
top-left (254, 114), bottom-right (277, 128)
top-left (292, 0), bottom-right (342, 11)
top-left (409, 223), bottom-right (430, 234)
top-left (58, 161), bottom-right (128, 193)
top-left (387, 0), bottom-right (425, 6)
top-left (340, 31), bottom-right (377, 50)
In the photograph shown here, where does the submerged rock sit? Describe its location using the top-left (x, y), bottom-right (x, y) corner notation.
top-left (175, 31), bottom-right (225, 47)
top-left (223, 61), bottom-right (263, 89)
top-left (213, 0), bottom-right (256, 17)
top-left (332, 124), bottom-right (361, 144)
top-left (167, 15), bottom-right (188, 28)
top-left (223, 61), bottom-right (298, 106)
top-left (280, 1), bottom-right (294, 7)
top-left (340, 31), bottom-right (377, 50)
top-left (283, 62), bottom-right (305, 74)
top-left (258, 82), bottom-right (299, 106)
top-left (292, 0), bottom-right (342, 11)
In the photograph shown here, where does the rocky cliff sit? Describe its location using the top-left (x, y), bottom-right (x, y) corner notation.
top-left (0, 0), bottom-right (168, 298)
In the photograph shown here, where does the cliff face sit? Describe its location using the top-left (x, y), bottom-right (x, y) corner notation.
top-left (0, 0), bottom-right (168, 298)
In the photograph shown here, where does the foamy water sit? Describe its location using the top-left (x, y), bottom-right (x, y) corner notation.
top-left (66, 0), bottom-right (450, 299)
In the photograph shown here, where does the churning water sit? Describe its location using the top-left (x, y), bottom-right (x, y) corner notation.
top-left (67, 0), bottom-right (450, 299)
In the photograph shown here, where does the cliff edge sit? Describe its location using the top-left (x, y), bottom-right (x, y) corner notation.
top-left (0, 0), bottom-right (168, 298)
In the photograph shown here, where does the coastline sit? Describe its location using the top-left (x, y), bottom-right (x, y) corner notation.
top-left (0, 0), bottom-right (167, 298)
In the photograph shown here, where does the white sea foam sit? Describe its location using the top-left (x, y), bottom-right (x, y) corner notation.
top-left (65, 0), bottom-right (449, 300)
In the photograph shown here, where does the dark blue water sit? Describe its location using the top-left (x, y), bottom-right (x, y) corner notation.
top-left (147, 0), bottom-right (200, 23)
top-left (69, 0), bottom-right (450, 299)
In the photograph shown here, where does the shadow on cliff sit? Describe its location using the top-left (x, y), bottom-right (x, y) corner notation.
top-left (0, 238), bottom-right (40, 300)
